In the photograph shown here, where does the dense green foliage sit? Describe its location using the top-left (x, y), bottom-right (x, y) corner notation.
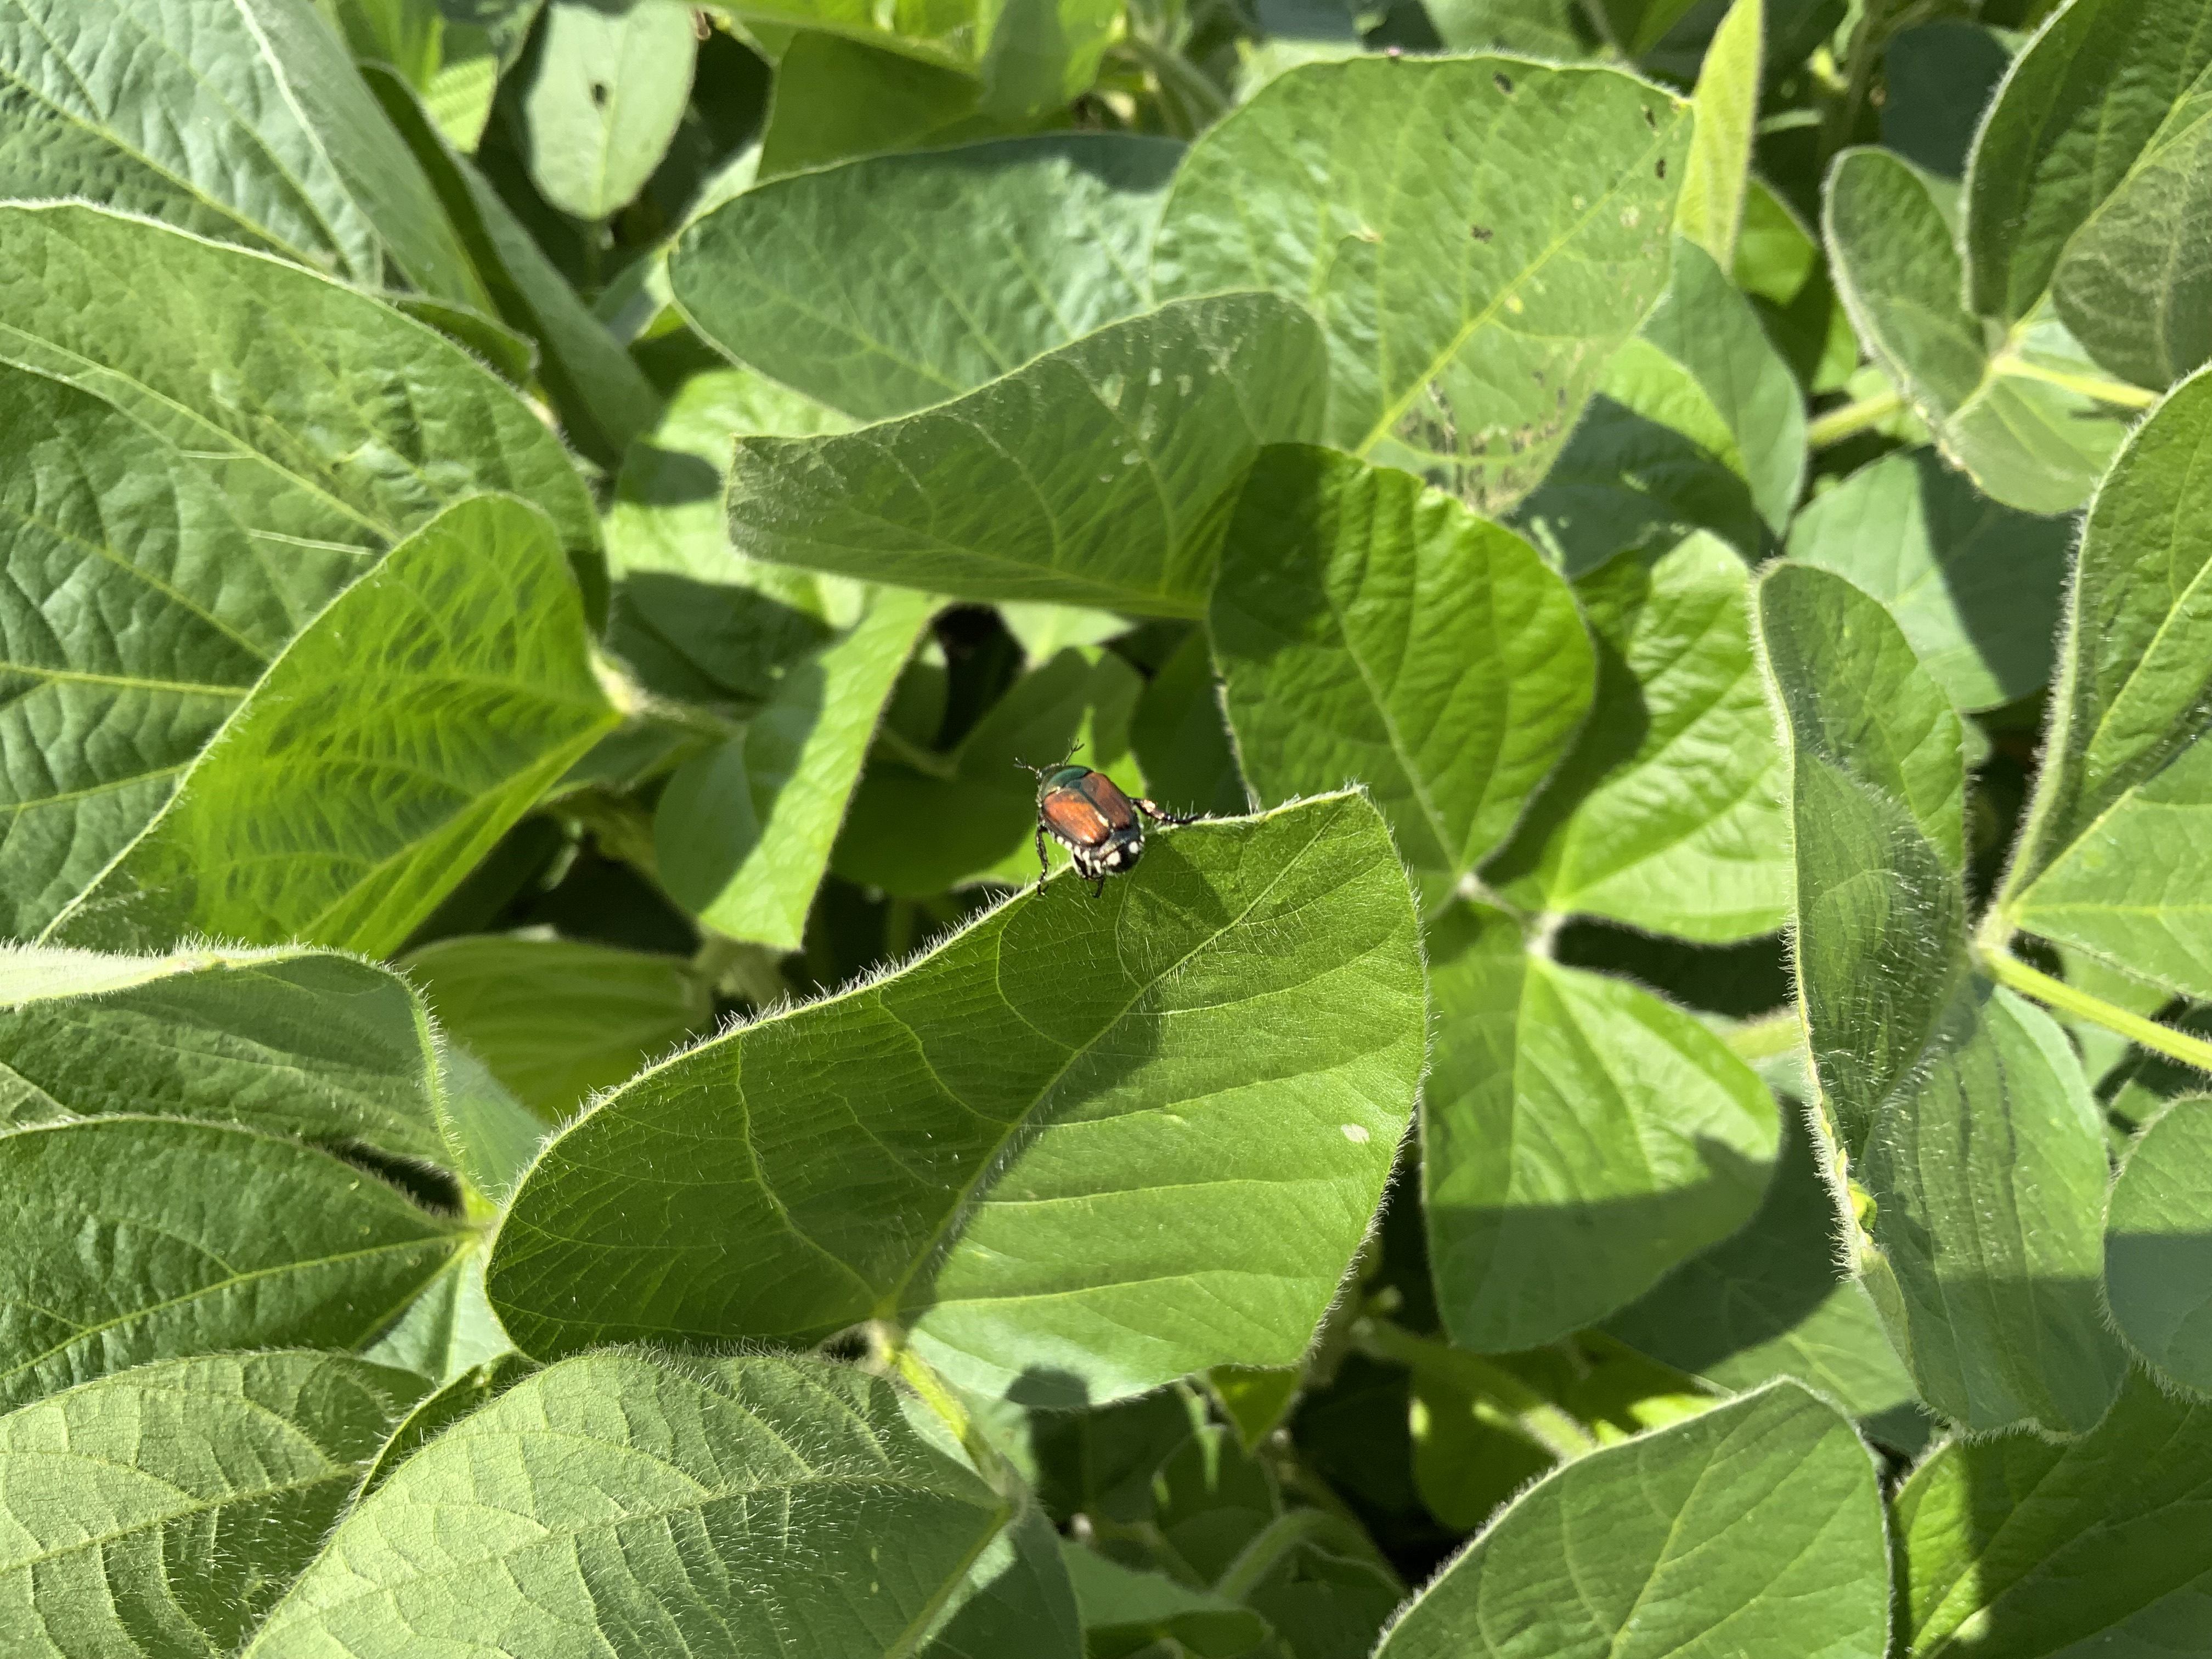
top-left (1, 0), bottom-right (2209, 1654)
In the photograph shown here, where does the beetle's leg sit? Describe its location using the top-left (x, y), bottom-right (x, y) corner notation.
top-left (1033, 825), bottom-right (1050, 894)
top-left (1088, 873), bottom-right (1107, 899)
top-left (1134, 797), bottom-right (1202, 826)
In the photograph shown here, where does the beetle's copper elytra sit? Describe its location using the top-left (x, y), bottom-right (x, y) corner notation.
top-left (1018, 750), bottom-right (1200, 896)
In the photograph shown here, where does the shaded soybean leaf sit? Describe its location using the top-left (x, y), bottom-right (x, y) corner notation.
top-left (833, 646), bottom-right (1132, 896)
top-left (1883, 22), bottom-right (2014, 183)
top-left (1673, 0), bottom-right (1760, 267)
top-left (1604, 1104), bottom-right (1920, 1432)
top-left (365, 63), bottom-right (663, 468)
top-left (1154, 58), bottom-right (1686, 515)
top-left (1895, 1369), bottom-right (2212, 1658)
top-left (725, 293), bottom-right (1327, 615)
top-left (656, 588), bottom-right (938, 950)
top-left (1784, 447), bottom-right (2071, 713)
top-left (1421, 902), bottom-right (1779, 1353)
top-left (671, 133), bottom-right (1181, 421)
top-left (0, 1351), bottom-right (430, 1659)
top-left (357, 1350), bottom-right (535, 1500)
top-left (1733, 177), bottom-right (1858, 395)
top-left (1062, 1543), bottom-right (1272, 1657)
top-left (400, 935), bottom-right (714, 1123)
top-left (489, 793), bottom-right (1425, 1405)
top-left (753, 31), bottom-right (987, 182)
top-left (2104, 1096), bottom-right (2212, 1393)
top-left (1483, 531), bottom-right (1790, 943)
top-left (0, 1117), bottom-right (461, 1409)
top-left (520, 0), bottom-right (698, 221)
top-left (1757, 562), bottom-right (2126, 1433)
top-left (1516, 239), bottom-right (1805, 569)
top-left (1374, 1381), bottom-right (1889, 1659)
top-left (425, 1042), bottom-right (549, 1207)
top-left (0, 0), bottom-right (482, 303)
top-left (1825, 146), bottom-right (2129, 516)
top-left (0, 944), bottom-right (448, 1165)
top-left (2000, 369), bottom-right (2212, 999)
top-left (1132, 633), bottom-right (1249, 820)
top-left (1966, 0), bottom-right (2212, 389)
top-left (1211, 445), bottom-right (1593, 881)
top-left (246, 1350), bottom-right (1076, 1658)
top-left (44, 496), bottom-right (619, 961)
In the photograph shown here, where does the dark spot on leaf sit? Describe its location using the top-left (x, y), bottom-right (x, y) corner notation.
top-left (1656, 157), bottom-right (1667, 179)
top-left (591, 81), bottom-right (610, 108)
top-left (1494, 72), bottom-right (1513, 94)
top-left (1557, 388), bottom-right (1568, 408)
top-left (1644, 106), bottom-right (1658, 129)
top-left (1531, 369), bottom-right (1545, 385)
top-left (1471, 224), bottom-right (1493, 241)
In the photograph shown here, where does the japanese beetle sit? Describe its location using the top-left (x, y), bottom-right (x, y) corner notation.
top-left (1019, 755), bottom-right (1198, 896)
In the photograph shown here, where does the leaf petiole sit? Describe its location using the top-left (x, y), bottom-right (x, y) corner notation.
top-left (1978, 941), bottom-right (2212, 1077)
top-left (1806, 388), bottom-right (1903, 449)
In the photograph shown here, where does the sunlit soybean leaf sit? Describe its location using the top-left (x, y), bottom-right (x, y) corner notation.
top-left (724, 293), bottom-right (1327, 615)
top-left (1733, 178), bottom-right (1857, 394)
top-left (1516, 239), bottom-right (1805, 569)
top-left (400, 936), bottom-right (713, 1124)
top-left (0, 0), bottom-right (482, 303)
top-left (245, 1351), bottom-right (1079, 1658)
top-left (0, 944), bottom-right (447, 1164)
top-left (488, 794), bottom-right (1424, 1405)
top-left (657, 588), bottom-right (938, 949)
top-left (1421, 902), bottom-right (1779, 1353)
top-left (1966, 0), bottom-right (2212, 389)
top-left (0, 1117), bottom-right (461, 1409)
top-left (1757, 563), bottom-right (2126, 1433)
top-left (44, 496), bottom-right (618, 960)
top-left (1674, 0), bottom-right (1760, 267)
top-left (1784, 448), bottom-right (2072, 712)
top-left (1895, 1369), bottom-right (2212, 1658)
top-left (1604, 1105), bottom-right (1920, 1433)
top-left (2104, 1096), bottom-right (2212, 1393)
top-left (2000, 368), bottom-right (2212, 999)
top-left (754, 31), bottom-right (988, 181)
top-left (0, 1352), bottom-right (430, 1659)
top-left (1824, 146), bottom-right (2129, 515)
top-left (1374, 1381), bottom-right (1889, 1659)
top-left (520, 0), bottom-right (698, 221)
top-left (366, 64), bottom-right (663, 467)
top-left (1153, 58), bottom-right (1688, 514)
top-left (671, 133), bottom-right (1180, 421)
top-left (1484, 532), bottom-right (1790, 941)
top-left (1211, 445), bottom-right (1593, 881)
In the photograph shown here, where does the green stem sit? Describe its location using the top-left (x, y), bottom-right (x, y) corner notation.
top-left (1723, 1008), bottom-right (1804, 1063)
top-left (1979, 945), bottom-right (2212, 1075)
top-left (1991, 354), bottom-right (2159, 409)
top-left (1807, 389), bottom-right (1903, 449)
top-left (872, 1323), bottom-right (1008, 1486)
top-left (1114, 36), bottom-right (1227, 132)
top-left (1213, 1510), bottom-right (1338, 1601)
top-left (871, 723), bottom-right (959, 780)
top-left (1356, 1319), bottom-right (1597, 1461)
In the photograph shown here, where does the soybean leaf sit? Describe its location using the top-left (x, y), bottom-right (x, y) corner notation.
top-left (1585, 0), bottom-right (1702, 58)
top-left (1758, 562), bottom-right (2126, 1433)
top-left (1153, 57), bottom-right (1688, 514)
top-left (0, 944), bottom-right (447, 1164)
top-left (1825, 146), bottom-right (2130, 515)
top-left (1484, 532), bottom-right (1791, 942)
top-left (832, 646), bottom-right (1131, 896)
top-left (1517, 239), bottom-right (1805, 568)
top-left (0, 0), bottom-right (482, 304)
top-left (1999, 369), bottom-right (2212, 1000)
top-left (1211, 445), bottom-right (1594, 882)
top-left (1734, 177), bottom-right (1858, 394)
top-left (671, 133), bottom-right (1181, 421)
top-left (1062, 1543), bottom-right (1272, 1657)
top-left (360, 1234), bottom-right (515, 1385)
top-left (1422, 0), bottom-right (1591, 55)
top-left (42, 496), bottom-right (618, 960)
top-left (365, 63), bottom-right (663, 468)
top-left (1374, 1381), bottom-right (1889, 1659)
top-left (520, 0), bottom-right (698, 221)
top-left (246, 1351), bottom-right (1079, 1658)
top-left (1883, 22), bottom-right (2013, 183)
top-left (724, 292), bottom-right (1328, 616)
top-left (1604, 1104), bottom-right (1921, 1431)
top-left (1895, 1369), bottom-right (2212, 1658)
top-left (1421, 902), bottom-right (1779, 1353)
top-left (356, 1350), bottom-right (534, 1500)
top-left (656, 587), bottom-right (938, 949)
top-left (400, 936), bottom-right (713, 1124)
top-left (2104, 1096), bottom-right (2212, 1393)
top-left (0, 1352), bottom-right (430, 1658)
top-left (1132, 633), bottom-right (1249, 819)
top-left (0, 1117), bottom-right (461, 1409)
top-left (1966, 0), bottom-right (2212, 388)
top-left (754, 32), bottom-right (988, 181)
top-left (1674, 0), bottom-right (1760, 267)
top-left (488, 793), bottom-right (1425, 1406)
top-left (1784, 448), bottom-right (2072, 712)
